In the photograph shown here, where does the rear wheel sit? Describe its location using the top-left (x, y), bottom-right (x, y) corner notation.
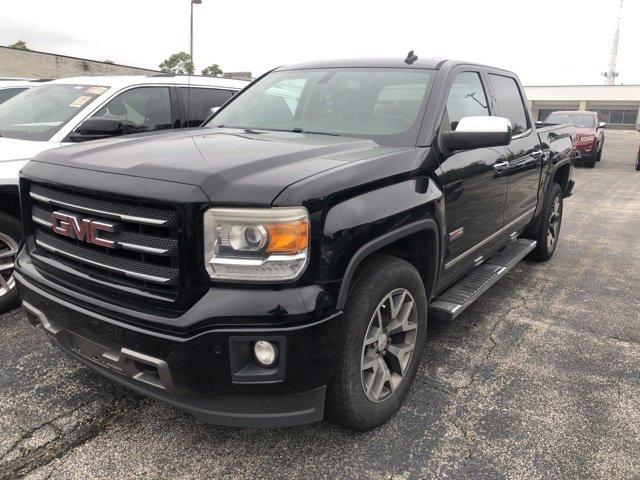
top-left (527, 183), bottom-right (563, 262)
top-left (0, 213), bottom-right (22, 313)
top-left (327, 255), bottom-right (427, 431)
top-left (635, 154), bottom-right (640, 171)
top-left (585, 155), bottom-right (596, 168)
top-left (596, 143), bottom-right (602, 161)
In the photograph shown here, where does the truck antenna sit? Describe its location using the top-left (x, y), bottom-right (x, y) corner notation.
top-left (404, 50), bottom-right (418, 65)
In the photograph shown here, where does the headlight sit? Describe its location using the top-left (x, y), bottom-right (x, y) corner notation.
top-left (203, 207), bottom-right (309, 281)
top-left (579, 135), bottom-right (595, 142)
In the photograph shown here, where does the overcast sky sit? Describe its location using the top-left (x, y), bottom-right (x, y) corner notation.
top-left (1, 0), bottom-right (638, 85)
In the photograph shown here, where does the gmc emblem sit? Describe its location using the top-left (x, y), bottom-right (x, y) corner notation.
top-left (51, 211), bottom-right (117, 249)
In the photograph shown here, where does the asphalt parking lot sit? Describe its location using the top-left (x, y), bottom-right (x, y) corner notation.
top-left (1, 130), bottom-right (639, 480)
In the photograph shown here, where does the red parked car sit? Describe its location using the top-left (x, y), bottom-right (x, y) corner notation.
top-left (545, 111), bottom-right (605, 168)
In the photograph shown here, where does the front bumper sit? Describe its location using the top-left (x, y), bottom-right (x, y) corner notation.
top-left (573, 143), bottom-right (597, 161)
top-left (15, 250), bottom-right (341, 427)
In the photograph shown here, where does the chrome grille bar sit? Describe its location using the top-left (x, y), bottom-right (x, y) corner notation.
top-left (31, 207), bottom-right (174, 256)
top-left (35, 239), bottom-right (172, 284)
top-left (30, 191), bottom-right (167, 226)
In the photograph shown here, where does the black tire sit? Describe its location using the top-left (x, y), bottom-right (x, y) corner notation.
top-left (585, 155), bottom-right (596, 168)
top-left (635, 156), bottom-right (640, 171)
top-left (527, 183), bottom-right (563, 262)
top-left (326, 255), bottom-right (428, 431)
top-left (0, 212), bottom-right (23, 313)
top-left (596, 144), bottom-right (602, 161)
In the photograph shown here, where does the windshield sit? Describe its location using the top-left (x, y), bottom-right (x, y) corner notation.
top-left (207, 68), bottom-right (435, 146)
top-left (0, 84), bottom-right (109, 141)
top-left (545, 113), bottom-right (595, 128)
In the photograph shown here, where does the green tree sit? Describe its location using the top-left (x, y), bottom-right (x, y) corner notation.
top-left (9, 40), bottom-right (28, 50)
top-left (201, 64), bottom-right (223, 77)
top-left (158, 52), bottom-right (193, 75)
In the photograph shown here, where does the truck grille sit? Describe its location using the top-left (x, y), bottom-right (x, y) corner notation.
top-left (27, 182), bottom-right (182, 303)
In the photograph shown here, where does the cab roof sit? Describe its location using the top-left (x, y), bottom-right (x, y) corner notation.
top-left (276, 57), bottom-right (510, 72)
top-left (278, 57), bottom-right (447, 71)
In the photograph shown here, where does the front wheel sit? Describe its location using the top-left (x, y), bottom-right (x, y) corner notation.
top-left (326, 255), bottom-right (428, 431)
top-left (0, 213), bottom-right (22, 313)
top-left (527, 183), bottom-right (563, 262)
top-left (635, 155), bottom-right (640, 171)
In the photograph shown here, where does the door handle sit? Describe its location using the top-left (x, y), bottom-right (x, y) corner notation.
top-left (493, 161), bottom-right (509, 171)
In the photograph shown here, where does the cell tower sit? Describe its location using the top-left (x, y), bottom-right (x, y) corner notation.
top-left (602, 0), bottom-right (624, 85)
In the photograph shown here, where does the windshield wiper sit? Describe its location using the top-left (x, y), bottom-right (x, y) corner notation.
top-left (290, 128), bottom-right (340, 136)
top-left (216, 126), bottom-right (341, 137)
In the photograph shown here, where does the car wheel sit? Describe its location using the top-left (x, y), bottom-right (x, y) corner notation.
top-left (596, 144), bottom-right (602, 161)
top-left (0, 213), bottom-right (23, 312)
top-left (326, 255), bottom-right (427, 431)
top-left (527, 183), bottom-right (563, 262)
top-left (585, 156), bottom-right (596, 168)
top-left (635, 155), bottom-right (640, 171)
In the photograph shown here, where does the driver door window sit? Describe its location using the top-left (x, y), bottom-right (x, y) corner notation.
top-left (441, 72), bottom-right (489, 132)
top-left (91, 87), bottom-right (172, 136)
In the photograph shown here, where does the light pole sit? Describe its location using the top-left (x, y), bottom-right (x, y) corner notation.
top-left (190, 0), bottom-right (202, 75)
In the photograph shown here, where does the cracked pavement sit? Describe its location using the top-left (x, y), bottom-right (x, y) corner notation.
top-left (1, 130), bottom-right (639, 479)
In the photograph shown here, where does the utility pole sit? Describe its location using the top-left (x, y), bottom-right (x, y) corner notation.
top-left (190, 0), bottom-right (202, 75)
top-left (602, 0), bottom-right (623, 85)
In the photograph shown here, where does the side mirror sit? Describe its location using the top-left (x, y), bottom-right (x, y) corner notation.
top-left (598, 122), bottom-right (607, 129)
top-left (68, 117), bottom-right (123, 142)
top-left (441, 116), bottom-right (513, 152)
top-left (210, 106), bottom-right (221, 115)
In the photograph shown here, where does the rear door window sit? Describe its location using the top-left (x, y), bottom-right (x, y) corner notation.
top-left (488, 74), bottom-right (529, 135)
top-left (91, 86), bottom-right (172, 135)
top-left (179, 87), bottom-right (235, 127)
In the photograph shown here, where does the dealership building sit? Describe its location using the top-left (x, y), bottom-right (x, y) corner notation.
top-left (524, 84), bottom-right (640, 130)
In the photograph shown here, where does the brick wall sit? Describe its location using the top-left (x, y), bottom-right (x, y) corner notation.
top-left (0, 47), bottom-right (158, 79)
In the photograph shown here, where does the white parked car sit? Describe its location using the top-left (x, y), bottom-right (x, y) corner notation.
top-left (0, 74), bottom-right (249, 311)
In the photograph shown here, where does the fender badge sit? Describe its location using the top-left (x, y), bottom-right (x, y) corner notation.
top-left (449, 227), bottom-right (464, 242)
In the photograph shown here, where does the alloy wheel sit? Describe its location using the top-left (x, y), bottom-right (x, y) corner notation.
top-left (547, 196), bottom-right (562, 251)
top-left (360, 288), bottom-right (418, 403)
top-left (0, 232), bottom-right (19, 299)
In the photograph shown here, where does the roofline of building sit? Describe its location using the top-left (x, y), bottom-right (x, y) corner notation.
top-left (0, 46), bottom-right (159, 72)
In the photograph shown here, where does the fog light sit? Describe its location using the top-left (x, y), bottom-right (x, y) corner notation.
top-left (253, 340), bottom-right (278, 367)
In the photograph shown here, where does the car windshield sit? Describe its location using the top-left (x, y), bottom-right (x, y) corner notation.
top-left (0, 84), bottom-right (109, 141)
top-left (207, 68), bottom-right (435, 146)
top-left (545, 113), bottom-right (595, 128)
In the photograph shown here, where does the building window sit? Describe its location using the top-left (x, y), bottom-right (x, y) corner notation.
top-left (593, 108), bottom-right (638, 125)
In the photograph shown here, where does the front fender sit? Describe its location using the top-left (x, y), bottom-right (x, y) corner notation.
top-left (319, 178), bottom-right (444, 308)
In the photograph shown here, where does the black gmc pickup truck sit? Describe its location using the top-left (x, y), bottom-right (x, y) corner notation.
top-left (15, 57), bottom-right (574, 431)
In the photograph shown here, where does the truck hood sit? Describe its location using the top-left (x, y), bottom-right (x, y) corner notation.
top-left (30, 128), bottom-right (388, 205)
top-left (0, 137), bottom-right (58, 162)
